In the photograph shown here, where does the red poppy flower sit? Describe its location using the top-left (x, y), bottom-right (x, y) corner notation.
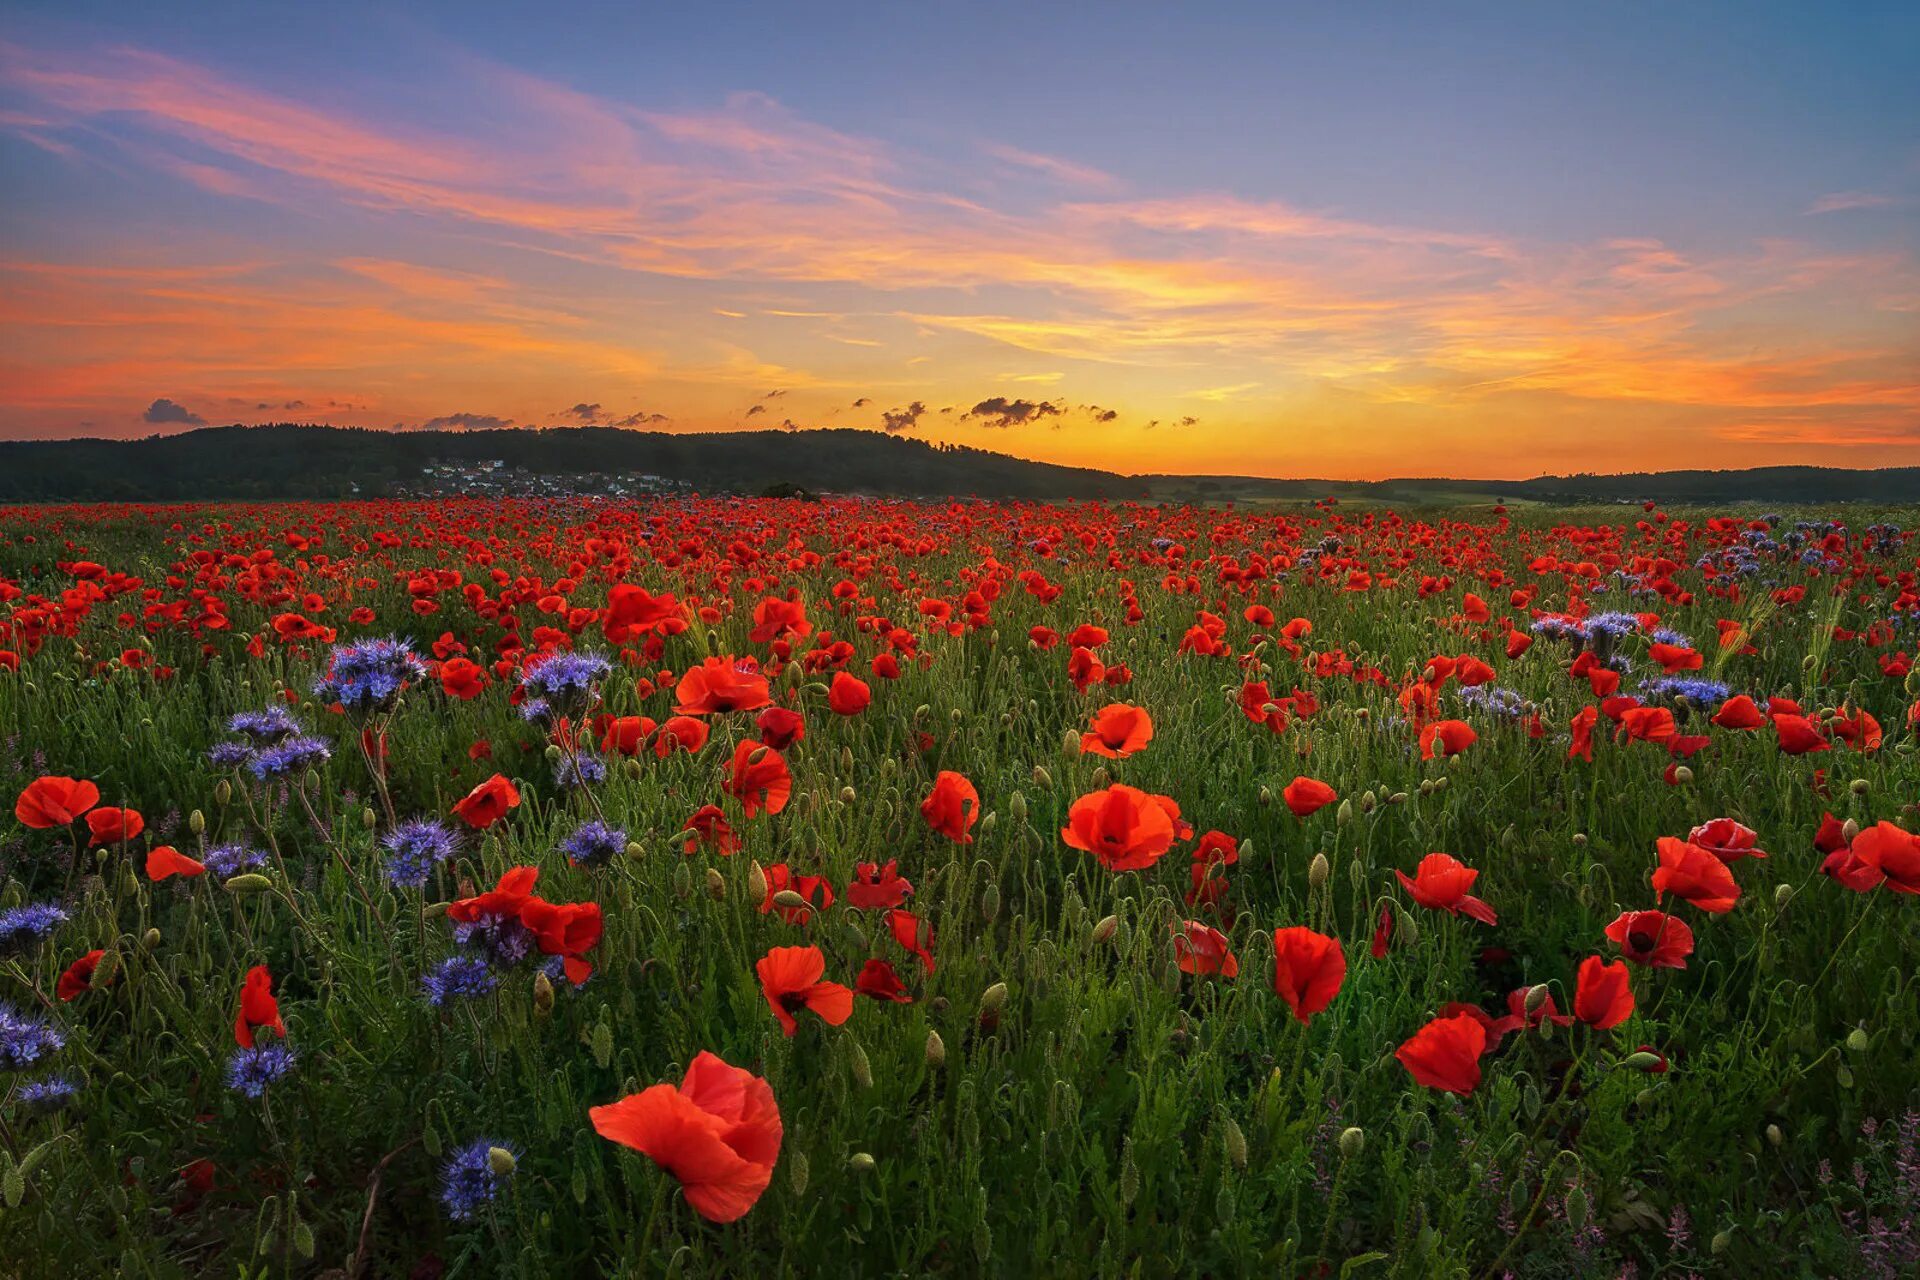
top-left (1772, 713), bottom-right (1830, 755)
top-left (1687, 818), bottom-right (1766, 863)
top-left (600, 715), bottom-right (658, 756)
top-left (589, 1051), bottom-right (782, 1223)
top-left (1061, 784), bottom-right (1178, 872)
top-left (1829, 710), bottom-right (1882, 751)
top-left (1281, 776), bottom-right (1337, 818)
top-left (57, 949), bottom-right (107, 1001)
top-left (1418, 719), bottom-right (1477, 760)
top-left (756, 945), bottom-right (854, 1036)
top-left (847, 860), bottom-right (913, 910)
top-left (1395, 853), bottom-right (1497, 925)
top-left (1650, 837), bottom-right (1741, 913)
top-left (674, 656), bottom-right (772, 715)
top-left (654, 715), bottom-right (710, 757)
top-left (1572, 955), bottom-right (1635, 1030)
top-left (1603, 909), bottom-right (1694, 969)
top-left (680, 805), bottom-right (741, 856)
top-left (451, 773), bottom-right (520, 829)
top-left (755, 705), bottom-right (806, 750)
top-left (15, 776), bottom-right (100, 828)
top-left (885, 908), bottom-right (936, 974)
top-left (146, 845), bottom-right (206, 880)
top-left (1192, 830), bottom-right (1239, 868)
top-left (759, 864), bottom-right (833, 924)
top-left (447, 866), bottom-right (541, 925)
top-left (601, 584), bottom-right (686, 643)
top-left (1171, 920), bottom-right (1238, 977)
top-left (1568, 706), bottom-right (1598, 762)
top-left (827, 672), bottom-right (871, 716)
top-left (1080, 703), bottom-right (1154, 758)
top-left (1827, 821), bottom-right (1920, 895)
top-left (920, 771), bottom-right (980, 844)
top-left (520, 899), bottom-right (603, 984)
top-left (86, 806), bottom-right (143, 847)
top-left (1271, 926), bottom-right (1345, 1023)
top-left (439, 657), bottom-right (487, 700)
top-left (234, 964), bottom-right (285, 1047)
top-left (1370, 903), bottom-right (1395, 958)
top-left (854, 957), bottom-right (913, 1003)
top-left (726, 741), bottom-right (792, 817)
top-left (1396, 1013), bottom-right (1487, 1096)
top-left (1709, 695), bottom-right (1767, 730)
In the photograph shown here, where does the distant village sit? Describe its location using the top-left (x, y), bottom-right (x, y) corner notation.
top-left (391, 458), bottom-right (696, 500)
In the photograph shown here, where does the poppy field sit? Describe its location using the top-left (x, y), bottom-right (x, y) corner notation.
top-left (1, 495), bottom-right (1917, 1279)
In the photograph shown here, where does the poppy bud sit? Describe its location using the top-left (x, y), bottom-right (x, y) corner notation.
top-left (1774, 883), bottom-right (1793, 911)
top-left (1308, 853), bottom-right (1329, 889)
top-left (1008, 791), bottom-right (1027, 824)
top-left (1062, 728), bottom-right (1080, 756)
top-left (1090, 766), bottom-right (1110, 790)
top-left (1222, 1115), bottom-right (1248, 1169)
top-left (980, 811), bottom-right (997, 835)
top-left (1032, 765), bottom-right (1052, 789)
top-left (925, 1029), bottom-right (947, 1069)
top-left (1258, 785), bottom-right (1273, 807)
top-left (544, 744), bottom-right (563, 762)
top-left (1671, 765), bottom-right (1694, 785)
top-left (848, 1152), bottom-right (876, 1174)
top-left (1846, 1027), bottom-right (1869, 1053)
top-left (1524, 983), bottom-right (1550, 1012)
top-left (1765, 1124), bottom-right (1782, 1147)
top-left (1360, 790), bottom-right (1376, 813)
top-left (1619, 1050), bottom-right (1664, 1072)
top-left (1388, 791), bottom-right (1407, 805)
top-left (591, 1023), bottom-right (613, 1069)
top-left (1837, 1061), bottom-right (1855, 1088)
top-left (1338, 1127), bottom-right (1364, 1160)
top-left (981, 883), bottom-right (1000, 923)
top-left (979, 982), bottom-right (1008, 1014)
top-left (1418, 779), bottom-right (1434, 797)
top-left (1092, 914), bottom-right (1118, 944)
top-left (1238, 839), bottom-right (1254, 862)
top-left (223, 873), bottom-right (273, 894)
top-left (1711, 1227), bottom-right (1733, 1255)
top-left (839, 786), bottom-right (856, 805)
top-left (849, 1039), bottom-right (872, 1089)
top-left (143, 927), bottom-right (161, 950)
top-left (1842, 817), bottom-right (1860, 843)
top-left (214, 779), bottom-right (231, 807)
top-left (424, 901), bottom-right (451, 919)
top-left (90, 949), bottom-right (120, 991)
top-left (772, 889), bottom-right (810, 911)
top-left (1335, 799), bottom-right (1352, 827)
top-left (486, 1147), bottom-right (517, 1176)
top-left (705, 868), bottom-right (725, 900)
top-left (1572, 832), bottom-right (1587, 846)
top-left (533, 970), bottom-right (554, 1016)
top-left (914, 704), bottom-right (931, 721)
top-left (622, 758), bottom-right (643, 779)
top-left (188, 809), bottom-right (205, 836)
top-left (789, 1151), bottom-right (810, 1196)
top-left (1397, 910), bottom-right (1419, 947)
top-left (748, 861), bottom-right (768, 903)
top-left (1348, 858), bottom-right (1365, 893)
top-left (1566, 1185), bottom-right (1590, 1234)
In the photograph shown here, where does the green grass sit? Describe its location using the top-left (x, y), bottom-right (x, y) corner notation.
top-left (0, 497), bottom-right (1915, 1278)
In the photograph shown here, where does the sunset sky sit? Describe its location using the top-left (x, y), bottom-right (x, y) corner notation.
top-left (1, 3), bottom-right (1915, 478)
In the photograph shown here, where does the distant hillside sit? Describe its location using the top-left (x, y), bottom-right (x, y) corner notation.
top-left (1, 423), bottom-right (1914, 506)
top-left (0, 424), bottom-right (1147, 502)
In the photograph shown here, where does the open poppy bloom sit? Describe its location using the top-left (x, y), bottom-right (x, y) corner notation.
top-left (1171, 920), bottom-right (1238, 977)
top-left (146, 845), bottom-right (206, 880)
top-left (1772, 713), bottom-right (1830, 755)
top-left (1418, 719), bottom-right (1477, 760)
top-left (1396, 1012), bottom-right (1487, 1096)
top-left (599, 714), bottom-right (657, 756)
top-left (520, 899), bottom-right (603, 984)
top-left (1395, 853), bottom-right (1497, 925)
top-left (886, 908), bottom-right (937, 973)
top-left (680, 805), bottom-right (740, 856)
top-left (1824, 821), bottom-right (1920, 894)
top-left (446, 866), bottom-right (541, 925)
top-left (451, 773), bottom-right (521, 829)
top-left (759, 864), bottom-right (833, 924)
top-left (1603, 909), bottom-right (1693, 968)
top-left (57, 949), bottom-right (107, 1001)
top-left (1687, 817), bottom-right (1766, 862)
top-left (1061, 784), bottom-right (1178, 871)
top-left (439, 656), bottom-right (487, 700)
top-left (1710, 695), bottom-right (1768, 730)
top-left (827, 671), bottom-right (871, 715)
top-left (854, 957), bottom-right (913, 1003)
top-left (920, 771), bottom-right (980, 843)
top-left (589, 1051), bottom-right (782, 1223)
top-left (755, 705), bottom-right (806, 750)
top-left (1650, 837), bottom-right (1741, 912)
top-left (674, 656), bottom-right (771, 715)
top-left (1271, 926), bottom-right (1345, 1023)
top-left (1080, 703), bottom-right (1154, 758)
top-left (1281, 776), bottom-right (1337, 818)
top-left (1572, 955), bottom-right (1635, 1029)
top-left (725, 740), bottom-right (792, 817)
top-left (86, 806), bottom-right (144, 847)
top-left (756, 945), bottom-right (854, 1036)
top-left (15, 776), bottom-right (100, 828)
top-left (234, 965), bottom-right (285, 1047)
top-left (847, 860), bottom-right (913, 910)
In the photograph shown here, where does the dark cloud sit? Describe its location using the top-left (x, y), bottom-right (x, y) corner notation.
top-left (417, 412), bottom-right (514, 431)
top-left (560, 402), bottom-right (604, 422)
top-left (1085, 404), bottom-right (1119, 423)
top-left (779, 417), bottom-right (800, 431)
top-left (745, 404), bottom-right (767, 418)
top-left (760, 389), bottom-right (787, 400)
top-left (1179, 415), bottom-right (1199, 428)
top-left (850, 397), bottom-right (871, 408)
top-left (880, 400), bottom-right (926, 434)
top-left (612, 410), bottom-right (669, 427)
top-left (965, 397), bottom-right (1064, 429)
top-left (143, 397), bottom-right (206, 426)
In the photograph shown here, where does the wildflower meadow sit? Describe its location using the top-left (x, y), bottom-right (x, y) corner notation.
top-left (0, 496), bottom-right (1916, 1279)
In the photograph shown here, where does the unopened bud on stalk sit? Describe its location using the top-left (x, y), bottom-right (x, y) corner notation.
top-left (1090, 766), bottom-right (1110, 790)
top-left (361, 807), bottom-right (377, 830)
top-left (223, 873), bottom-right (273, 894)
top-left (487, 1147), bottom-right (517, 1175)
top-left (1711, 1227), bottom-right (1734, 1255)
top-left (1092, 914), bottom-right (1119, 944)
top-left (748, 861), bottom-right (768, 903)
top-left (1766, 1123), bottom-right (1783, 1147)
top-left (1671, 766), bottom-right (1694, 785)
top-left (214, 780), bottom-right (232, 807)
top-left (849, 1039), bottom-right (872, 1089)
top-left (1032, 765), bottom-right (1052, 789)
top-left (1335, 799), bottom-right (1352, 827)
top-left (672, 862), bottom-right (692, 899)
top-left (90, 949), bottom-right (120, 991)
top-left (1620, 1051), bottom-right (1664, 1072)
top-left (981, 883), bottom-right (1000, 923)
top-left (1572, 832), bottom-right (1587, 847)
top-left (978, 982), bottom-right (1008, 1014)
top-left (1566, 1185), bottom-right (1590, 1234)
top-left (1222, 1115), bottom-right (1248, 1169)
top-left (1524, 983), bottom-right (1551, 1013)
top-left (1338, 1127), bottom-right (1365, 1160)
top-left (1258, 785), bottom-right (1273, 807)
top-left (839, 786), bottom-right (857, 805)
top-left (188, 809), bottom-right (205, 836)
top-left (1842, 818), bottom-right (1860, 843)
top-left (848, 1152), bottom-right (876, 1174)
top-left (143, 927), bottom-right (161, 951)
top-left (1774, 884), bottom-right (1794, 911)
top-left (1846, 1027), bottom-right (1870, 1053)
top-left (1008, 791), bottom-right (1027, 824)
top-left (980, 811), bottom-right (997, 835)
top-left (706, 868), bottom-right (726, 900)
top-left (1308, 853), bottom-right (1329, 889)
top-left (543, 744), bottom-right (563, 762)
top-left (925, 1029), bottom-right (947, 1069)
top-left (772, 889), bottom-right (810, 911)
top-left (1388, 791), bottom-right (1408, 805)
top-left (532, 971), bottom-right (554, 1016)
top-left (625, 841), bottom-right (644, 861)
